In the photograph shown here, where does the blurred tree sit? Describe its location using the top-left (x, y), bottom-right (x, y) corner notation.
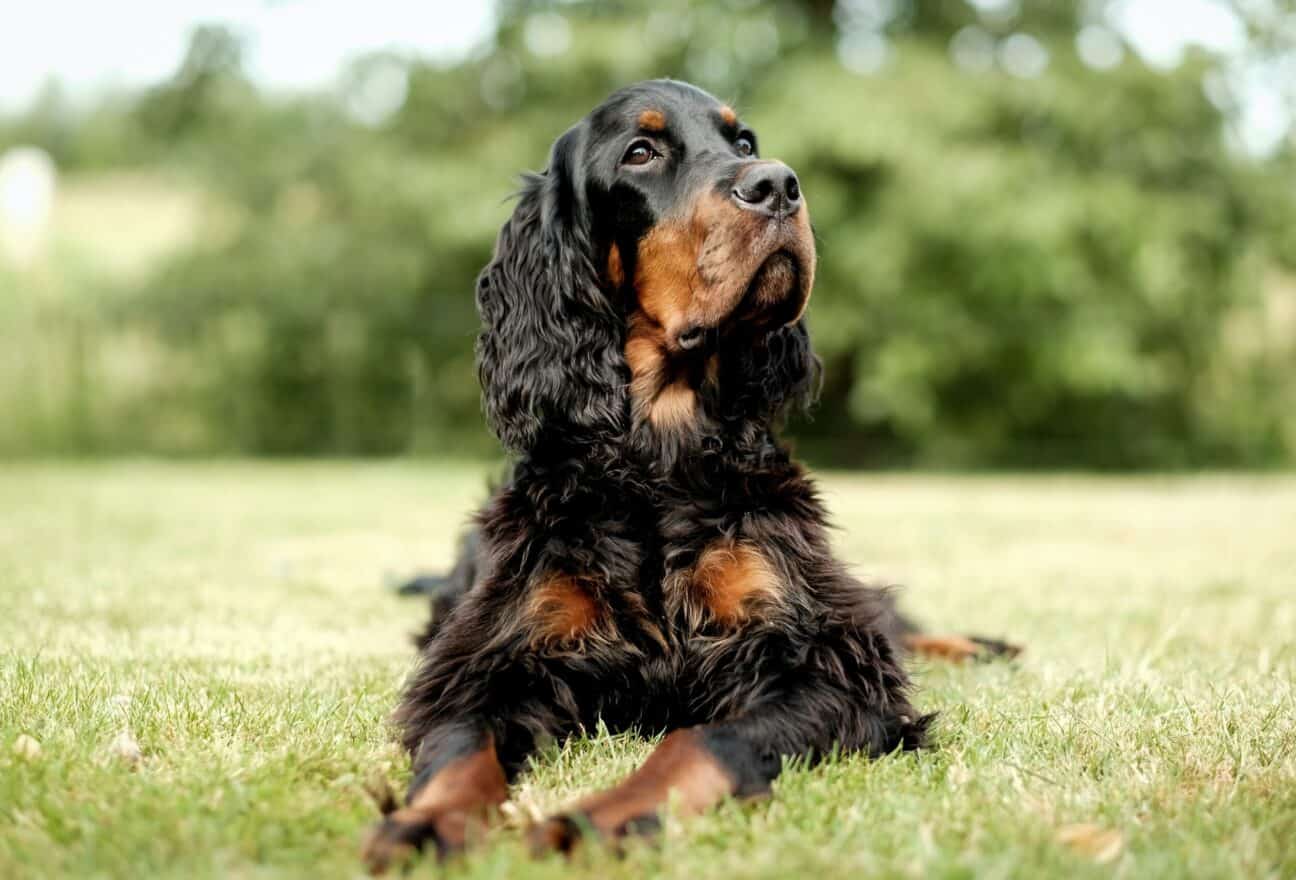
top-left (134, 24), bottom-right (249, 142)
top-left (1, 0), bottom-right (1293, 465)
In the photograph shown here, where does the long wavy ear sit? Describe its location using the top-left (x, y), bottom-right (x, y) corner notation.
top-left (475, 125), bottom-right (626, 454)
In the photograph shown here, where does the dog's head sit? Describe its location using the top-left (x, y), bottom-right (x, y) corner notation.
top-left (477, 79), bottom-right (817, 454)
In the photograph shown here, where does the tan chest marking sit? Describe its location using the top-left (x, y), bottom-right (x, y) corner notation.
top-left (527, 574), bottom-right (603, 647)
top-left (691, 540), bottom-right (781, 624)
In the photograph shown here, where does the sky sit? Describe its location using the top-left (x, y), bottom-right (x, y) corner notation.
top-left (0, 1), bottom-right (497, 107)
top-left (0, 0), bottom-right (1288, 153)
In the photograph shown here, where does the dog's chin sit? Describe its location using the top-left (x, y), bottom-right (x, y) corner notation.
top-left (747, 251), bottom-right (799, 305)
top-left (736, 250), bottom-right (807, 328)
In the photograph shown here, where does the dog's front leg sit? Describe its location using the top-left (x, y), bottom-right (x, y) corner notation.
top-left (529, 724), bottom-right (770, 853)
top-left (362, 720), bottom-right (508, 873)
top-left (531, 621), bottom-right (930, 853)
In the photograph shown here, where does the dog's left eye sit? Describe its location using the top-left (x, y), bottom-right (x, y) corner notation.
top-left (622, 140), bottom-right (660, 166)
top-left (735, 136), bottom-right (756, 157)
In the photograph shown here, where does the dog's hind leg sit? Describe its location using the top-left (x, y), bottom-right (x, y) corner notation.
top-left (902, 632), bottom-right (1022, 663)
top-left (876, 588), bottom-right (1022, 663)
top-left (395, 528), bottom-right (484, 599)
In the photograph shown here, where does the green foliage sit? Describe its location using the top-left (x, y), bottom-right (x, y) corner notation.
top-left (1, 0), bottom-right (1294, 465)
top-left (769, 49), bottom-right (1290, 466)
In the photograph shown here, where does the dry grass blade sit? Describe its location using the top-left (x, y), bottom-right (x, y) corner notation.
top-left (1056, 823), bottom-right (1125, 863)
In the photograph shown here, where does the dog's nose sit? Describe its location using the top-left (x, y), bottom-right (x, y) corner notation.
top-left (733, 162), bottom-right (802, 218)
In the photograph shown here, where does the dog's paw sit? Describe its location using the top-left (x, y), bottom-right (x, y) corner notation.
top-left (361, 808), bottom-right (466, 875)
top-left (529, 813), bottom-right (586, 855)
top-left (529, 809), bottom-right (660, 857)
top-left (968, 634), bottom-right (1024, 661)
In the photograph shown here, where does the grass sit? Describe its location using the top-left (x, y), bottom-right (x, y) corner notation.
top-left (2, 462), bottom-right (1294, 879)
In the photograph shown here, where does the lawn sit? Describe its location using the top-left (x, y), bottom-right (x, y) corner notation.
top-left (2, 462), bottom-right (1294, 879)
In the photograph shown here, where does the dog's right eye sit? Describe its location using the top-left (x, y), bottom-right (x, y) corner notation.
top-left (621, 140), bottom-right (659, 166)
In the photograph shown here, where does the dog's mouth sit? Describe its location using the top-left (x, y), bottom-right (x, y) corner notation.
top-left (675, 251), bottom-right (805, 352)
top-left (726, 207), bottom-right (817, 332)
top-left (673, 250), bottom-right (809, 352)
top-left (662, 194), bottom-right (816, 354)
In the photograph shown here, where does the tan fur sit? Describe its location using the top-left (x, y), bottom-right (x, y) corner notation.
top-left (704, 353), bottom-right (720, 388)
top-left (606, 242), bottom-right (624, 287)
top-left (638, 108), bottom-right (667, 131)
top-left (534, 729), bottom-right (738, 847)
top-left (624, 316), bottom-right (667, 413)
top-left (718, 105), bottom-right (737, 126)
top-left (650, 381), bottom-right (697, 430)
top-left (633, 206), bottom-right (712, 336)
top-left (623, 166), bottom-right (817, 438)
top-left (691, 540), bottom-right (781, 624)
top-left (527, 574), bottom-right (603, 647)
top-left (362, 739), bottom-right (508, 871)
top-left (625, 315), bottom-right (697, 431)
top-left (633, 185), bottom-right (814, 342)
top-left (404, 743), bottom-right (508, 815)
top-left (903, 633), bottom-right (983, 663)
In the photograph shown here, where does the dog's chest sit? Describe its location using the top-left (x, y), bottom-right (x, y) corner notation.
top-left (658, 538), bottom-right (784, 632)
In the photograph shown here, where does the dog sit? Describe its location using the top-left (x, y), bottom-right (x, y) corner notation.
top-left (363, 79), bottom-right (1017, 873)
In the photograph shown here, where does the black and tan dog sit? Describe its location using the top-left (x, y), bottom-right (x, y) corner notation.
top-left (364, 79), bottom-right (1017, 873)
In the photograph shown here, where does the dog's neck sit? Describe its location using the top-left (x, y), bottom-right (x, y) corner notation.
top-left (623, 311), bottom-right (793, 472)
top-left (624, 313), bottom-right (714, 436)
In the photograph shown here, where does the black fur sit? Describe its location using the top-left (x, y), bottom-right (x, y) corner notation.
top-left (476, 126), bottom-right (627, 455)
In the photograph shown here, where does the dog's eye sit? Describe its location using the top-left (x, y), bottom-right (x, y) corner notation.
top-left (622, 140), bottom-right (659, 166)
top-left (735, 136), bottom-right (756, 157)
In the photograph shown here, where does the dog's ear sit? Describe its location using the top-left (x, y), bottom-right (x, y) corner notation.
top-left (476, 124), bottom-right (626, 453)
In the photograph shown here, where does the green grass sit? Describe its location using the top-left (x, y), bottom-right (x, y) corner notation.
top-left (2, 463), bottom-right (1294, 879)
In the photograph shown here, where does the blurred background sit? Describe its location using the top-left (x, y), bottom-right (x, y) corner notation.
top-left (1, 0), bottom-right (1294, 469)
